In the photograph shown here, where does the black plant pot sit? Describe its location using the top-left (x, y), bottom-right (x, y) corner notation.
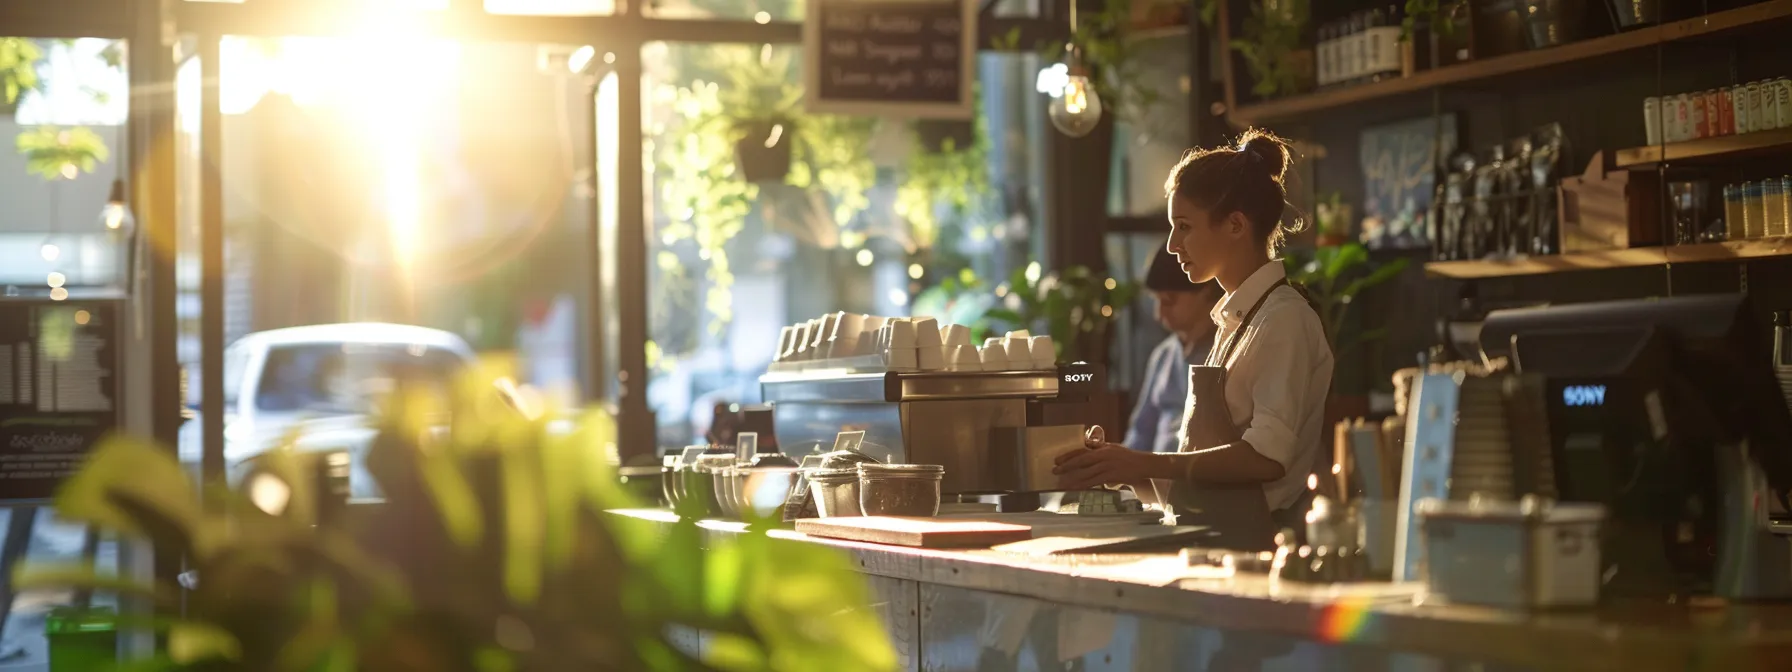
top-left (1518, 0), bottom-right (1601, 49)
top-left (915, 119), bottom-right (974, 153)
top-left (1607, 0), bottom-right (1661, 28)
top-left (735, 119), bottom-right (793, 184)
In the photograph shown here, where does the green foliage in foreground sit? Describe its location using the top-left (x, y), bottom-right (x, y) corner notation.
top-left (20, 362), bottom-right (896, 671)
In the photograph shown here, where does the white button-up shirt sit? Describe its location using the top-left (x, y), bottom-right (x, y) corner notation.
top-left (1186, 261), bottom-right (1334, 510)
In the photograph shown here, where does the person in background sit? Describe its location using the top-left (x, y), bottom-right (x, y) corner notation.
top-left (1123, 248), bottom-right (1224, 454)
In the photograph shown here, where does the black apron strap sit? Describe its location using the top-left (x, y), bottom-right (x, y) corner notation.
top-left (1210, 278), bottom-right (1289, 370)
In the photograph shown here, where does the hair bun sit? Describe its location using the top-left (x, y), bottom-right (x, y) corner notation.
top-left (1236, 128), bottom-right (1292, 183)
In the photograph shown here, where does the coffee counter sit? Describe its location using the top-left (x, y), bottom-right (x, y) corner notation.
top-left (612, 509), bottom-right (1792, 671)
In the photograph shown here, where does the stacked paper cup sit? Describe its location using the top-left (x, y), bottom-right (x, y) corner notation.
top-left (912, 317), bottom-right (945, 370)
top-left (941, 324), bottom-right (978, 371)
top-left (972, 331), bottom-right (1055, 370)
top-left (828, 312), bottom-right (865, 360)
top-left (878, 318), bottom-right (919, 370)
top-left (773, 325), bottom-right (796, 363)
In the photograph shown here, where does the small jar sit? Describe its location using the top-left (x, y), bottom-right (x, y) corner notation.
top-left (1767, 179), bottom-right (1788, 237)
top-left (858, 464), bottom-right (945, 517)
top-left (1724, 184), bottom-right (1743, 240)
top-left (1744, 181), bottom-right (1765, 239)
top-left (1782, 176), bottom-right (1792, 237)
top-left (809, 468), bottom-right (865, 518)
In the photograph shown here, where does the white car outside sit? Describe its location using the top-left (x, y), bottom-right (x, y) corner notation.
top-left (179, 323), bottom-right (477, 499)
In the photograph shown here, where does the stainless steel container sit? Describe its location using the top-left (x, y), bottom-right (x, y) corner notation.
top-left (810, 468), bottom-right (864, 517)
top-left (858, 464), bottom-right (945, 517)
top-left (1418, 497), bottom-right (1605, 609)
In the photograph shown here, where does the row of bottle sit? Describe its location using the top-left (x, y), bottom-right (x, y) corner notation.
top-left (1317, 5), bottom-right (1404, 89)
top-left (1721, 177), bottom-right (1792, 240)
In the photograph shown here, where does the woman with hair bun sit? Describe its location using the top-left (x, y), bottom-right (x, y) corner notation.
top-left (1054, 129), bottom-right (1333, 551)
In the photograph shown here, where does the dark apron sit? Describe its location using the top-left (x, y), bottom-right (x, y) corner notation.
top-left (1163, 279), bottom-right (1314, 552)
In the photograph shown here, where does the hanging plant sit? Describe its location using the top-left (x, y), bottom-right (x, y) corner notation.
top-left (895, 96), bottom-right (990, 252)
top-left (653, 45), bottom-right (876, 342)
top-left (16, 125), bottom-right (109, 181)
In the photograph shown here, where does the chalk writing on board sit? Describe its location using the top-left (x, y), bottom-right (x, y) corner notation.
top-left (806, 0), bottom-right (974, 118)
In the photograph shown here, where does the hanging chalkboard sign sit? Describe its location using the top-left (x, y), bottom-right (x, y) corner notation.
top-left (804, 0), bottom-right (976, 119)
top-left (0, 301), bottom-right (120, 502)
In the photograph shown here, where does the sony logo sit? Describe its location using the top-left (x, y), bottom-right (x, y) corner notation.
top-left (1062, 373), bottom-right (1094, 383)
top-left (1562, 384), bottom-right (1606, 408)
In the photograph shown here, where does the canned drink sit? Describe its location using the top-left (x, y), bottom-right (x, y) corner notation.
top-left (1655, 93), bottom-right (1684, 142)
top-left (1735, 84), bottom-right (1753, 133)
top-left (1764, 81), bottom-right (1783, 131)
top-left (1748, 82), bottom-right (1765, 133)
top-left (1644, 96), bottom-right (1663, 145)
top-left (1718, 88), bottom-right (1736, 135)
top-left (1692, 93), bottom-right (1709, 138)
top-left (1776, 78), bottom-right (1792, 129)
top-left (1704, 90), bottom-right (1723, 136)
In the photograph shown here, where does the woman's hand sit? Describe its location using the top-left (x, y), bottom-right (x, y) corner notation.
top-left (1052, 444), bottom-right (1164, 490)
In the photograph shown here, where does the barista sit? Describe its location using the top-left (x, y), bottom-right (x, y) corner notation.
top-left (1124, 249), bottom-right (1224, 454)
top-left (1055, 129), bottom-right (1334, 547)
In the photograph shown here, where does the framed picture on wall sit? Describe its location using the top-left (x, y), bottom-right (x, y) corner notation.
top-left (1358, 114), bottom-right (1458, 250)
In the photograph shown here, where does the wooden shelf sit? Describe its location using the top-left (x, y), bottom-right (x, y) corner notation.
top-left (1424, 236), bottom-right (1792, 279)
top-left (1230, 0), bottom-right (1792, 124)
top-left (1613, 127), bottom-right (1792, 168)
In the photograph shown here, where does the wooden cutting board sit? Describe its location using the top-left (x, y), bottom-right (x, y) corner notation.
top-left (795, 517), bottom-right (1033, 548)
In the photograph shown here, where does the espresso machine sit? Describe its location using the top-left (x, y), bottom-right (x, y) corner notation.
top-left (760, 362), bottom-right (1113, 494)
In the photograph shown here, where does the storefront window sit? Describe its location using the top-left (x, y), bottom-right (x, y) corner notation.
top-left (0, 35), bottom-right (129, 669)
top-left (175, 34), bottom-right (599, 495)
top-left (641, 42), bottom-right (1043, 447)
top-left (0, 38), bottom-right (129, 292)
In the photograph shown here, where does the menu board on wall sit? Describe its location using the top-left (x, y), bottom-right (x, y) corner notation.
top-left (0, 302), bottom-right (119, 502)
top-left (804, 0), bottom-right (976, 118)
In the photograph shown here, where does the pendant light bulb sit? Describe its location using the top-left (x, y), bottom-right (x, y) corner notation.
top-left (1048, 50), bottom-right (1103, 138)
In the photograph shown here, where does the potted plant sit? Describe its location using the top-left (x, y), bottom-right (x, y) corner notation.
top-left (1314, 192), bottom-right (1352, 247)
top-left (697, 46), bottom-right (804, 184)
top-left (897, 101), bottom-right (990, 251)
top-left (22, 365), bottom-right (898, 670)
top-left (654, 44), bottom-right (875, 339)
top-left (1402, 0), bottom-right (1474, 71)
top-left (1283, 242), bottom-right (1410, 427)
top-left (1127, 0), bottom-right (1189, 33)
top-left (1230, 0), bottom-right (1312, 100)
top-left (1283, 242), bottom-right (1409, 359)
top-left (914, 119), bottom-right (974, 155)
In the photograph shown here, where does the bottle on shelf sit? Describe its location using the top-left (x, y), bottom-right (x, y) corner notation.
top-left (1346, 11), bottom-right (1367, 86)
top-left (1366, 6), bottom-right (1401, 82)
top-left (1318, 21), bottom-right (1336, 89)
